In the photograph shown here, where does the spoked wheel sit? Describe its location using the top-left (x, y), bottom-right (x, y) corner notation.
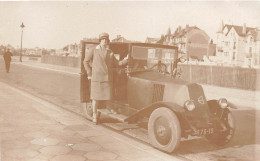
top-left (206, 109), bottom-right (235, 145)
top-left (83, 102), bottom-right (93, 120)
top-left (148, 107), bottom-right (181, 153)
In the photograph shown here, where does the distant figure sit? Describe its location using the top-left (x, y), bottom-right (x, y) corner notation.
top-left (83, 32), bottom-right (128, 124)
top-left (3, 48), bottom-right (13, 73)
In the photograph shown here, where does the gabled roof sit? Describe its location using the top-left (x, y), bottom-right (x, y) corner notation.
top-left (247, 29), bottom-right (260, 41)
top-left (224, 24), bottom-right (256, 37)
top-left (111, 36), bottom-right (131, 42)
top-left (172, 26), bottom-right (200, 38)
top-left (145, 37), bottom-right (160, 43)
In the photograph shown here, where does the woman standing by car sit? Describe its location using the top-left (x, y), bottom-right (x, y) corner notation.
top-left (83, 32), bottom-right (127, 124)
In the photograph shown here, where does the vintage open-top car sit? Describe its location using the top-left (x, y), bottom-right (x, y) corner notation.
top-left (80, 41), bottom-right (235, 153)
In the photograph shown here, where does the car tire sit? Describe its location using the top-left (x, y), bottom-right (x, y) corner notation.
top-left (148, 107), bottom-right (181, 153)
top-left (205, 109), bottom-right (235, 145)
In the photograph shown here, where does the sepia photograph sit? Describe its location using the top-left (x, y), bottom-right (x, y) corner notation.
top-left (0, 1), bottom-right (259, 161)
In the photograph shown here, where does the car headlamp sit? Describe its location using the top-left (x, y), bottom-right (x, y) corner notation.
top-left (218, 98), bottom-right (228, 108)
top-left (184, 100), bottom-right (195, 111)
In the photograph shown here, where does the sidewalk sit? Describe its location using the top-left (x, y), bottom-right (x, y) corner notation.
top-left (12, 56), bottom-right (260, 111)
top-left (0, 81), bottom-right (182, 161)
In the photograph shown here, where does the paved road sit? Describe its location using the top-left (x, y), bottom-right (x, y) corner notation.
top-left (0, 58), bottom-right (259, 160)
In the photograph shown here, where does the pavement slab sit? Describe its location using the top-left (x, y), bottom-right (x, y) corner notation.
top-left (72, 143), bottom-right (101, 152)
top-left (31, 137), bottom-right (61, 146)
top-left (28, 153), bottom-right (55, 160)
top-left (57, 134), bottom-right (89, 145)
top-left (1, 132), bottom-right (24, 141)
top-left (65, 124), bottom-right (92, 131)
top-left (77, 129), bottom-right (106, 137)
top-left (2, 139), bottom-right (30, 150)
top-left (39, 145), bottom-right (72, 155)
top-left (24, 131), bottom-right (50, 138)
top-left (49, 129), bottom-right (76, 138)
top-left (0, 127), bottom-right (15, 133)
top-left (88, 135), bottom-right (122, 145)
top-left (84, 151), bottom-right (118, 160)
top-left (4, 148), bottom-right (39, 159)
top-left (50, 154), bottom-right (86, 161)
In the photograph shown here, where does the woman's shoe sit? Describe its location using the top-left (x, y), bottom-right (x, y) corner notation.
top-left (92, 118), bottom-right (97, 124)
top-left (92, 113), bottom-right (98, 125)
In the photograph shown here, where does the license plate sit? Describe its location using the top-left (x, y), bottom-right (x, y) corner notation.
top-left (194, 127), bottom-right (214, 135)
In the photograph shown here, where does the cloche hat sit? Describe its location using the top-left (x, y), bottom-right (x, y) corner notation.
top-left (99, 32), bottom-right (109, 40)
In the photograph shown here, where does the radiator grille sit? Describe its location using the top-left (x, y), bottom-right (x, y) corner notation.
top-left (152, 84), bottom-right (165, 102)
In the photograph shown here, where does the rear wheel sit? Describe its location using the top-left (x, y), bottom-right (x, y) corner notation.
top-left (148, 107), bottom-right (181, 153)
top-left (206, 109), bottom-right (235, 145)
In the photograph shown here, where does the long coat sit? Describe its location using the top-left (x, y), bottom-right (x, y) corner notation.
top-left (3, 51), bottom-right (12, 62)
top-left (83, 45), bottom-right (127, 100)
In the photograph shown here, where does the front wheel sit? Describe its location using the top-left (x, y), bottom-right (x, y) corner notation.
top-left (206, 109), bottom-right (235, 145)
top-left (148, 107), bottom-right (181, 153)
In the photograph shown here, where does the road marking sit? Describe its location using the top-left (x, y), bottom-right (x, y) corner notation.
top-left (15, 63), bottom-right (80, 75)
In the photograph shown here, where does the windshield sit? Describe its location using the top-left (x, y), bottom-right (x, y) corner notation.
top-left (131, 46), bottom-right (177, 72)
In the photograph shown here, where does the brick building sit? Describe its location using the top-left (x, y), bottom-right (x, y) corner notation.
top-left (147, 25), bottom-right (215, 61)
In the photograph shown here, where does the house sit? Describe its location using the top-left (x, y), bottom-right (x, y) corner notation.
top-left (145, 37), bottom-right (161, 44)
top-left (245, 28), bottom-right (260, 67)
top-left (112, 35), bottom-right (131, 42)
top-left (216, 21), bottom-right (260, 67)
top-left (164, 25), bottom-right (214, 61)
top-left (25, 47), bottom-right (42, 56)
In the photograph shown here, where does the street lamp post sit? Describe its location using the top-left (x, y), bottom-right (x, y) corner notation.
top-left (20, 22), bottom-right (25, 62)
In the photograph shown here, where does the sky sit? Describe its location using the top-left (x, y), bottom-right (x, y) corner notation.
top-left (0, 1), bottom-right (259, 49)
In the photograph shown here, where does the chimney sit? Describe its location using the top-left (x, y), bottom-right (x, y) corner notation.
top-left (178, 26), bottom-right (182, 33)
top-left (243, 23), bottom-right (247, 35)
top-left (218, 20), bottom-right (224, 33)
top-left (167, 27), bottom-right (171, 36)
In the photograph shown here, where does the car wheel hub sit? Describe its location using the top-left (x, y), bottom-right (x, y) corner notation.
top-left (154, 117), bottom-right (172, 145)
top-left (157, 125), bottom-right (166, 137)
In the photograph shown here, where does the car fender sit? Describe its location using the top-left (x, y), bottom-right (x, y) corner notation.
top-left (124, 101), bottom-right (185, 123)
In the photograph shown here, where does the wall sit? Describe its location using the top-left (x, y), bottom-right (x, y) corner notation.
top-left (41, 55), bottom-right (260, 91)
top-left (178, 64), bottom-right (260, 91)
top-left (41, 55), bottom-right (80, 68)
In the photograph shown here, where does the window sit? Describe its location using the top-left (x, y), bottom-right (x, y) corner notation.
top-left (250, 37), bottom-right (253, 44)
top-left (131, 46), bottom-right (177, 70)
top-left (233, 42), bottom-right (236, 49)
top-left (233, 52), bottom-right (235, 60)
top-left (224, 52), bottom-right (229, 56)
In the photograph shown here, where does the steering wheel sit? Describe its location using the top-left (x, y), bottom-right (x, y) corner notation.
top-left (150, 62), bottom-right (169, 74)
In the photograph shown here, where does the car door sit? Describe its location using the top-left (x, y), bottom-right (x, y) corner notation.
top-left (80, 41), bottom-right (98, 103)
top-left (109, 43), bottom-right (129, 101)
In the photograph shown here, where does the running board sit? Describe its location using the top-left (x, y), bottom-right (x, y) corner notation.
top-left (98, 109), bottom-right (128, 122)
